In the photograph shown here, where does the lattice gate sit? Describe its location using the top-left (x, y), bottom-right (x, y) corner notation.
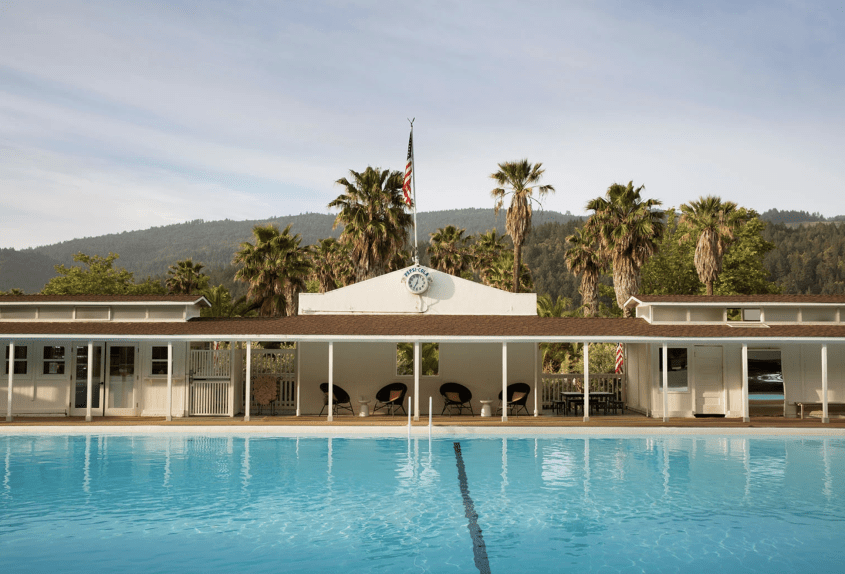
top-left (246, 348), bottom-right (296, 415)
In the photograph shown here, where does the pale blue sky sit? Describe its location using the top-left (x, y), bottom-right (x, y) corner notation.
top-left (1, 0), bottom-right (843, 249)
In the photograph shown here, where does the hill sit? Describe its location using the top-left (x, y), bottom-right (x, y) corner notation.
top-left (1, 208), bottom-right (580, 293)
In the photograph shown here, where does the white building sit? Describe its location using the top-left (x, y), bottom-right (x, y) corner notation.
top-left (2, 270), bottom-right (844, 423)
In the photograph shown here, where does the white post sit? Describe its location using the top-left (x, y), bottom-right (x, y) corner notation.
top-left (245, 340), bottom-right (252, 422)
top-left (662, 343), bottom-right (669, 422)
top-left (327, 341), bottom-right (334, 422)
top-left (86, 341), bottom-right (93, 422)
top-left (166, 341), bottom-right (173, 422)
top-left (6, 342), bottom-right (14, 422)
top-left (822, 344), bottom-right (829, 424)
top-left (583, 342), bottom-right (590, 422)
top-left (407, 396), bottom-right (412, 429)
top-left (741, 344), bottom-right (749, 423)
top-left (502, 342), bottom-right (508, 422)
top-left (533, 342), bottom-right (539, 416)
top-left (413, 341), bottom-right (421, 421)
top-left (428, 396), bottom-right (432, 439)
top-left (295, 342), bottom-right (301, 417)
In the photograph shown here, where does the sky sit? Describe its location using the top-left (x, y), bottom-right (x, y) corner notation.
top-left (1, 0), bottom-right (844, 249)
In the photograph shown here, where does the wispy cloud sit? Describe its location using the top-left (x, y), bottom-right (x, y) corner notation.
top-left (1, 0), bottom-right (843, 248)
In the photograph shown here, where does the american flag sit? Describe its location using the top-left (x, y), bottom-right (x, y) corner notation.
top-left (615, 342), bottom-right (624, 374)
top-left (402, 130), bottom-right (413, 207)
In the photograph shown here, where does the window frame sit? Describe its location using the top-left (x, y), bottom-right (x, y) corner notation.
top-left (150, 345), bottom-right (170, 376)
top-left (41, 345), bottom-right (67, 376)
top-left (657, 346), bottom-right (689, 393)
top-left (395, 342), bottom-right (440, 377)
top-left (4, 344), bottom-right (29, 377)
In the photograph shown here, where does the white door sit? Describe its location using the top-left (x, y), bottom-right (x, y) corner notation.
top-left (694, 346), bottom-right (724, 415)
top-left (105, 345), bottom-right (139, 415)
top-left (70, 344), bottom-right (104, 416)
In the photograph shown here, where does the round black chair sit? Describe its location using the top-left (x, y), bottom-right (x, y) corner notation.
top-left (373, 382), bottom-right (408, 415)
top-left (319, 382), bottom-right (354, 416)
top-left (497, 382), bottom-right (531, 416)
top-left (440, 382), bottom-right (473, 416)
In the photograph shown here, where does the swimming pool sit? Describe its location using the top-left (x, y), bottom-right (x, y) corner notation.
top-left (2, 432), bottom-right (843, 573)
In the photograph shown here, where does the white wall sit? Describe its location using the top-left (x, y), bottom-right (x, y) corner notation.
top-left (298, 341), bottom-right (537, 415)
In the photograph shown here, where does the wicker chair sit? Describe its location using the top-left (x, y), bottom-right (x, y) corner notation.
top-left (373, 382), bottom-right (407, 415)
top-left (440, 382), bottom-right (474, 416)
top-left (319, 382), bottom-right (354, 416)
top-left (496, 382), bottom-right (531, 416)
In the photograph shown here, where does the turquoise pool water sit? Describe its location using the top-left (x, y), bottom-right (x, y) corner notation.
top-left (2, 433), bottom-right (843, 573)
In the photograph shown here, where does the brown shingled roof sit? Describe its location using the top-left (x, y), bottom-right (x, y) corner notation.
top-left (2, 315), bottom-right (845, 340)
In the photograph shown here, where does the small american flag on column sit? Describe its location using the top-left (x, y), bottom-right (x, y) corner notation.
top-left (615, 342), bottom-right (624, 374)
top-left (402, 130), bottom-right (413, 207)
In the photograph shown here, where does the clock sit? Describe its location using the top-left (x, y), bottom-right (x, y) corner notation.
top-left (406, 271), bottom-right (430, 295)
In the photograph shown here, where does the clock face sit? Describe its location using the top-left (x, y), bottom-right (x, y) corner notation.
top-left (407, 272), bottom-right (429, 294)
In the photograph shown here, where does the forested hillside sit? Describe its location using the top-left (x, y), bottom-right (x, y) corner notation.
top-left (1, 208), bottom-right (578, 293)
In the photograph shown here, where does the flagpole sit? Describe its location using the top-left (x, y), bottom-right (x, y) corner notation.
top-left (409, 118), bottom-right (419, 265)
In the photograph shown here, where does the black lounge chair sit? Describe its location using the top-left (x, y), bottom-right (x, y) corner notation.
top-left (440, 382), bottom-right (473, 416)
top-left (319, 382), bottom-right (354, 416)
top-left (373, 382), bottom-right (407, 416)
top-left (497, 382), bottom-right (531, 416)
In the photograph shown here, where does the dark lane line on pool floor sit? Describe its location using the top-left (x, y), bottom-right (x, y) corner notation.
top-left (453, 442), bottom-right (492, 574)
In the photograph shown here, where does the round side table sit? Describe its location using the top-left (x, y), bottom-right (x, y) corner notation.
top-left (358, 397), bottom-right (371, 417)
top-left (479, 399), bottom-right (493, 417)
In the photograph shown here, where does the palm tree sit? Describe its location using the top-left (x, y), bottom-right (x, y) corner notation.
top-left (585, 181), bottom-right (664, 317)
top-left (565, 227), bottom-right (605, 317)
top-left (233, 224), bottom-right (311, 317)
top-left (485, 251), bottom-right (534, 292)
top-left (537, 294), bottom-right (579, 373)
top-left (166, 259), bottom-right (208, 294)
top-left (471, 229), bottom-right (508, 286)
top-left (309, 238), bottom-right (353, 293)
top-left (678, 196), bottom-right (746, 296)
top-left (329, 166), bottom-right (412, 282)
top-left (490, 160), bottom-right (555, 293)
top-left (428, 225), bottom-right (472, 276)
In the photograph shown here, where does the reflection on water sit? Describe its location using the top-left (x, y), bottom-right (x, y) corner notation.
top-left (1, 435), bottom-right (843, 573)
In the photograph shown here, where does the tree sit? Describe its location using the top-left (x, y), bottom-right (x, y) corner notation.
top-left (714, 214), bottom-right (780, 295)
top-left (471, 229), bottom-right (508, 286)
top-left (678, 196), bottom-right (746, 295)
top-left (428, 225), bottom-right (472, 276)
top-left (166, 259), bottom-right (209, 295)
top-left (0, 288), bottom-right (25, 295)
top-left (564, 227), bottom-right (604, 317)
top-left (490, 159), bottom-right (555, 293)
top-left (233, 224), bottom-right (312, 317)
top-left (585, 182), bottom-right (664, 317)
top-left (483, 250), bottom-right (534, 292)
top-left (41, 253), bottom-right (165, 295)
top-left (328, 166), bottom-right (412, 281)
top-left (309, 238), bottom-right (353, 293)
top-left (640, 210), bottom-right (701, 296)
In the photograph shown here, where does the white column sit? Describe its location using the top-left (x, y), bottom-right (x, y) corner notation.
top-left (295, 342), bottom-right (301, 417)
top-left (533, 342), bottom-right (539, 417)
top-left (501, 342), bottom-right (508, 422)
top-left (413, 341), bottom-right (421, 421)
top-left (6, 342), bottom-right (14, 422)
top-left (821, 343), bottom-right (829, 424)
top-left (741, 344), bottom-right (749, 423)
top-left (327, 341), bottom-right (334, 422)
top-left (86, 341), bottom-right (93, 422)
top-left (662, 343), bottom-right (669, 422)
top-left (583, 342), bottom-right (590, 422)
top-left (244, 340), bottom-right (252, 422)
top-left (166, 341), bottom-right (173, 422)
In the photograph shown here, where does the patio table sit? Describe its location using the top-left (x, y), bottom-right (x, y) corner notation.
top-left (559, 391), bottom-right (615, 416)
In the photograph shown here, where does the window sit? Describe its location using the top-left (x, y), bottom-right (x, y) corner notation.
top-left (42, 345), bottom-right (66, 375)
top-left (4, 345), bottom-right (27, 375)
top-left (396, 343), bottom-right (439, 376)
top-left (151, 346), bottom-right (169, 375)
top-left (658, 347), bottom-right (688, 392)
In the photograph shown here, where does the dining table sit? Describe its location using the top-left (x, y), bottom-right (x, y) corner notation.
top-left (557, 391), bottom-right (616, 416)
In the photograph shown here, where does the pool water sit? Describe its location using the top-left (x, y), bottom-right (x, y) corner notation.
top-left (2, 434), bottom-right (844, 573)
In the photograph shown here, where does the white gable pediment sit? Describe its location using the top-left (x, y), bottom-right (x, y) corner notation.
top-left (299, 266), bottom-right (536, 316)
